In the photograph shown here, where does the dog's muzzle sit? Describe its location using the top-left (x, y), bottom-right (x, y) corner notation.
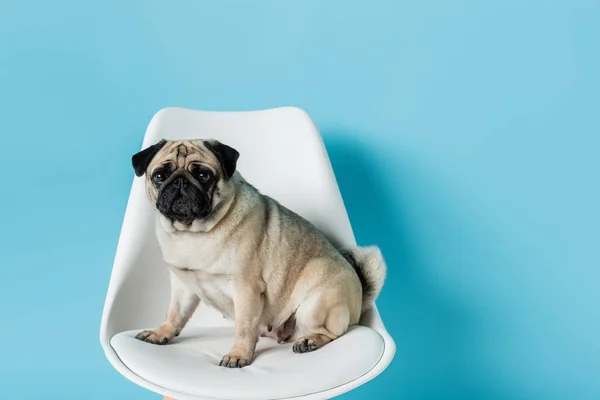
top-left (157, 176), bottom-right (209, 223)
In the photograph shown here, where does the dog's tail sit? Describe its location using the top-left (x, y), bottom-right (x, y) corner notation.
top-left (340, 246), bottom-right (386, 311)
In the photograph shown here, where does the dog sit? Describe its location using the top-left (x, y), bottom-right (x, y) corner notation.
top-left (131, 138), bottom-right (386, 368)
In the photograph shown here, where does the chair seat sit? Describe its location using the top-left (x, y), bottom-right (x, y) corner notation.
top-left (110, 325), bottom-right (385, 400)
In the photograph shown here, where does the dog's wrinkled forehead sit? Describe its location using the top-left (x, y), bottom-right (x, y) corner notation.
top-left (133, 138), bottom-right (239, 180)
top-left (151, 140), bottom-right (219, 172)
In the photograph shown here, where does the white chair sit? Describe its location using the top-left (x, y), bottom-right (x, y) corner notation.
top-left (100, 107), bottom-right (395, 400)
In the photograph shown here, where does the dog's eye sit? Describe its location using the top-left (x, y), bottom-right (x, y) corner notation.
top-left (191, 165), bottom-right (213, 183)
top-left (152, 172), bottom-right (165, 185)
top-left (197, 169), bottom-right (213, 183)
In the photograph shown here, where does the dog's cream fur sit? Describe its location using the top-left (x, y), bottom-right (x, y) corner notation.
top-left (133, 139), bottom-right (386, 368)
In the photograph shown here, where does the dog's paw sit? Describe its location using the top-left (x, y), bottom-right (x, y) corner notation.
top-left (135, 330), bottom-right (170, 345)
top-left (292, 336), bottom-right (320, 353)
top-left (219, 353), bottom-right (250, 368)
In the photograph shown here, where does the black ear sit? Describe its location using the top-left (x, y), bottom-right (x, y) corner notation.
top-left (132, 139), bottom-right (167, 177)
top-left (204, 140), bottom-right (240, 180)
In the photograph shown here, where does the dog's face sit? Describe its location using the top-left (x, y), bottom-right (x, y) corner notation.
top-left (132, 139), bottom-right (239, 231)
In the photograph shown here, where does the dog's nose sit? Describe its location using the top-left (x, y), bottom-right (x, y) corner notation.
top-left (173, 177), bottom-right (189, 192)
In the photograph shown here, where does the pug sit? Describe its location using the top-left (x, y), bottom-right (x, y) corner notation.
top-left (131, 139), bottom-right (386, 368)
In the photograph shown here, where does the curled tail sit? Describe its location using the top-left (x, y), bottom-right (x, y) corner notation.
top-left (340, 246), bottom-right (387, 311)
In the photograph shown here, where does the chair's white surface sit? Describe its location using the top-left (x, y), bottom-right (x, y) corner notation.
top-left (100, 107), bottom-right (395, 400)
top-left (111, 326), bottom-right (383, 400)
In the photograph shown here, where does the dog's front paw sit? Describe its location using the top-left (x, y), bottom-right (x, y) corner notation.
top-left (219, 353), bottom-right (251, 368)
top-left (135, 330), bottom-right (170, 345)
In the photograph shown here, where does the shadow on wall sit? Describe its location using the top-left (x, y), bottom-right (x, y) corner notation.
top-left (324, 133), bottom-right (517, 400)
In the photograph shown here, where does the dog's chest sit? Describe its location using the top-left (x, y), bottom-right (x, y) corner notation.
top-left (159, 231), bottom-right (237, 316)
top-left (159, 230), bottom-right (235, 274)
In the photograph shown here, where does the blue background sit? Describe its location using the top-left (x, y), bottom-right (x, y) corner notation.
top-left (1, 1), bottom-right (599, 399)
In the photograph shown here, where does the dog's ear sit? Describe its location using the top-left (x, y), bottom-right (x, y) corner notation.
top-left (132, 139), bottom-right (167, 177)
top-left (204, 140), bottom-right (240, 180)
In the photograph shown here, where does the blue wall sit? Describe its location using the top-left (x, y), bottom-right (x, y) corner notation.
top-left (1, 1), bottom-right (598, 399)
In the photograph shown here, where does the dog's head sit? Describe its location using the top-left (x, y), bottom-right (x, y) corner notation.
top-left (132, 139), bottom-right (239, 231)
